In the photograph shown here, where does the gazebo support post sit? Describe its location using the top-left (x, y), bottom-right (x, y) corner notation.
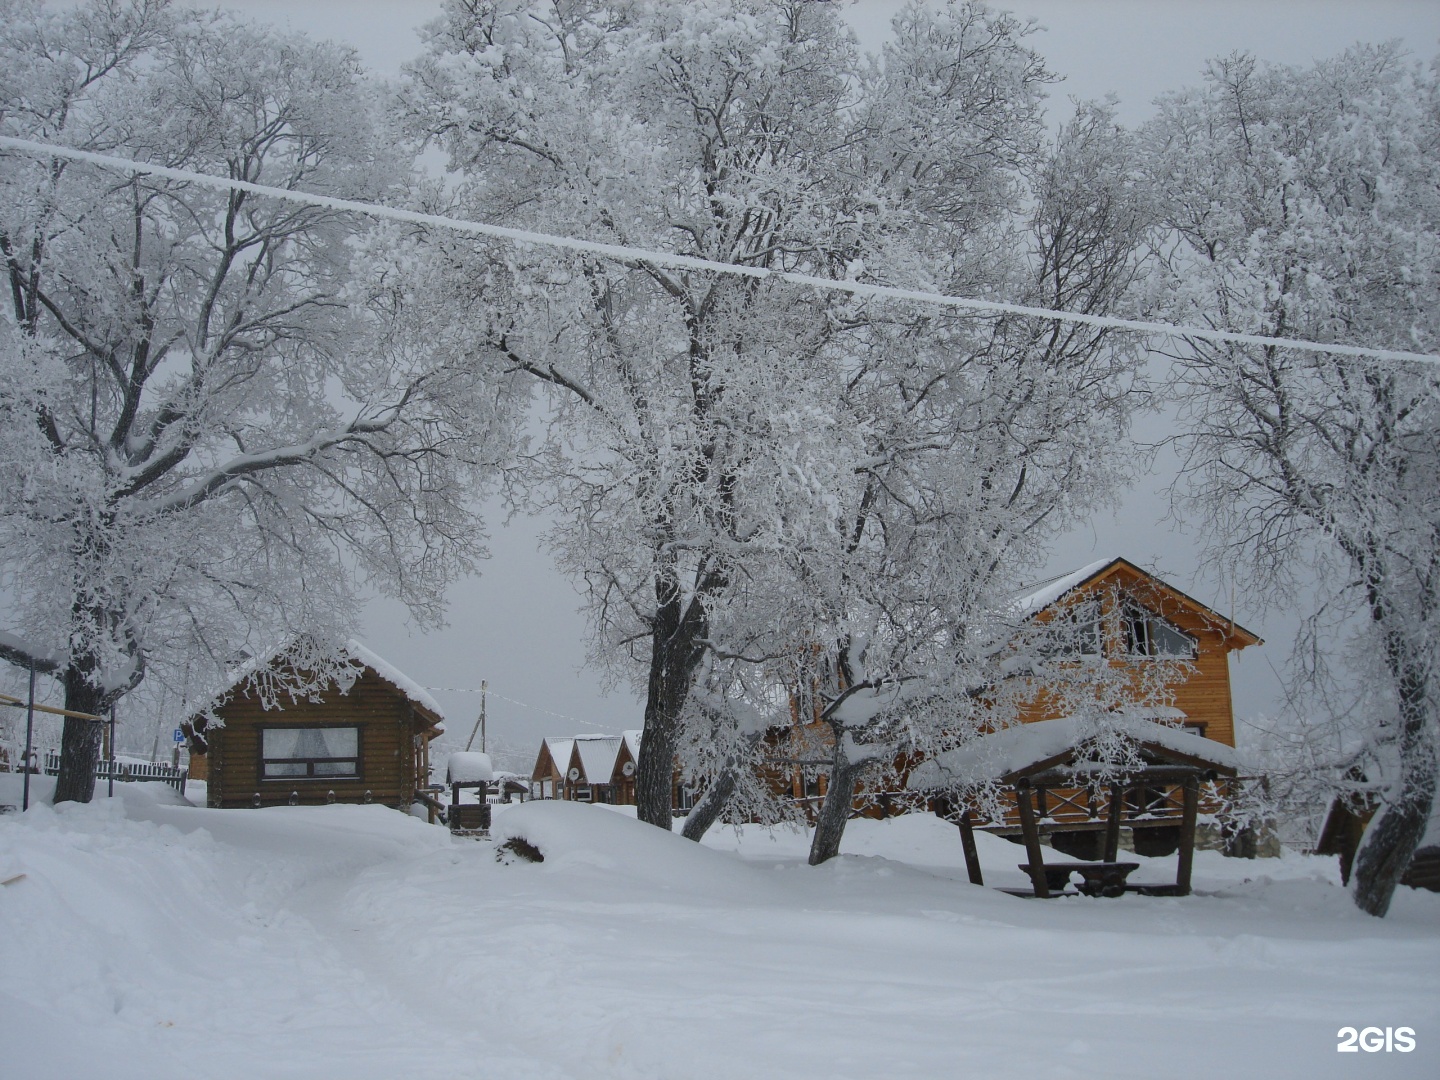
top-left (1103, 782), bottom-right (1124, 863)
top-left (959, 810), bottom-right (984, 886)
top-left (1014, 782), bottom-right (1050, 898)
top-left (1176, 776), bottom-right (1200, 896)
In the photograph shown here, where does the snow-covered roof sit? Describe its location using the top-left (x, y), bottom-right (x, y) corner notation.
top-left (445, 751), bottom-right (493, 784)
top-left (908, 712), bottom-right (1242, 791)
top-left (622, 729), bottom-right (642, 762)
top-left (573, 735), bottom-right (623, 783)
top-left (194, 636), bottom-right (444, 723)
top-left (540, 738), bottom-right (574, 777)
top-left (345, 640), bottom-right (444, 720)
top-left (1011, 556), bottom-right (1262, 646)
top-left (0, 629), bottom-right (59, 667)
top-left (1012, 558), bottom-right (1116, 617)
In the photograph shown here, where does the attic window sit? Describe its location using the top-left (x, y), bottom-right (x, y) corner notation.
top-left (1123, 605), bottom-right (1196, 659)
top-left (1042, 599), bottom-right (1102, 657)
top-left (261, 726), bottom-right (360, 780)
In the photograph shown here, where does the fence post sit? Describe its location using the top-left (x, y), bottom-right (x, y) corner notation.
top-left (107, 705), bottom-right (116, 798)
top-left (21, 661), bottom-right (36, 812)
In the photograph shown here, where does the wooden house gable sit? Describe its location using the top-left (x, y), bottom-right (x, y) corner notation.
top-left (1016, 557), bottom-right (1261, 748)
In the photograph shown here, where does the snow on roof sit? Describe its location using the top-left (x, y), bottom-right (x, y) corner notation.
top-left (622, 729), bottom-right (642, 761)
top-left (573, 736), bottom-right (623, 783)
top-left (345, 640), bottom-right (445, 720)
top-left (542, 738), bottom-right (575, 775)
top-left (193, 636), bottom-right (444, 723)
top-left (907, 712), bottom-right (1242, 791)
top-left (0, 629), bottom-right (59, 666)
top-left (445, 751), bottom-right (493, 783)
top-left (1012, 558), bottom-right (1117, 617)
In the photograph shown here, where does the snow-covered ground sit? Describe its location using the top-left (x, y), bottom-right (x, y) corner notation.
top-left (2, 777), bottom-right (1436, 1079)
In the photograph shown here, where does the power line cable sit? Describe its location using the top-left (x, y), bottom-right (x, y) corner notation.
top-left (2, 136), bottom-right (1436, 367)
top-left (424, 684), bottom-right (615, 730)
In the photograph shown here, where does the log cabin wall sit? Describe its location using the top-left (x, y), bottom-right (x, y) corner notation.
top-left (206, 667), bottom-right (425, 810)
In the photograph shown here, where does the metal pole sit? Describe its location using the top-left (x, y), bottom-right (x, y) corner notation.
top-left (108, 704), bottom-right (116, 798)
top-left (21, 661), bottom-right (36, 812)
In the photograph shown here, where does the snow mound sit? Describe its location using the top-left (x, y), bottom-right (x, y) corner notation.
top-left (491, 800), bottom-right (781, 901)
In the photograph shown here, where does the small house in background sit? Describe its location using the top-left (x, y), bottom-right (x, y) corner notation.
top-left (185, 640), bottom-right (443, 810)
top-left (532, 737), bottom-right (575, 800)
top-left (530, 730), bottom-right (644, 805)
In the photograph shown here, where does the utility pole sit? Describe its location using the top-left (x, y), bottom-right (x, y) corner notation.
top-left (464, 679), bottom-right (488, 754)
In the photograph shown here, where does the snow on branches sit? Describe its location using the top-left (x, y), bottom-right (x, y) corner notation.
top-left (0, 1), bottom-right (515, 801)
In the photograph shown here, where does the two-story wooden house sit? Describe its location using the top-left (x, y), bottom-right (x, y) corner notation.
top-left (912, 556), bottom-right (1262, 858)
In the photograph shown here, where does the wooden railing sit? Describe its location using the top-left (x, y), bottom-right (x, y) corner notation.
top-left (976, 776), bottom-right (1249, 832)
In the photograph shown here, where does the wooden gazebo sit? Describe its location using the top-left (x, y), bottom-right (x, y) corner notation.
top-left (910, 714), bottom-right (1241, 898)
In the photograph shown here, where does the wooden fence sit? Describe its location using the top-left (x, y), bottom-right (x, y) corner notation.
top-left (41, 752), bottom-right (187, 793)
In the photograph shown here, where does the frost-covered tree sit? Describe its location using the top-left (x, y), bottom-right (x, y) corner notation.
top-left (0, 0), bottom-right (513, 802)
top-left (403, 0), bottom-right (1149, 835)
top-left (1144, 47), bottom-right (1440, 915)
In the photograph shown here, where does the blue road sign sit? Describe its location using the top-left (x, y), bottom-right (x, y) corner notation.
top-left (173, 728), bottom-right (185, 743)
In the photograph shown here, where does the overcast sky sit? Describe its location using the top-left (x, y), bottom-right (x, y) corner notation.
top-left (32, 0), bottom-right (1440, 769)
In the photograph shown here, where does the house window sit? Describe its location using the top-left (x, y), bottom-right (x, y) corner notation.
top-left (1122, 604), bottom-right (1196, 658)
top-left (261, 726), bottom-right (360, 780)
top-left (1040, 600), bottom-right (1103, 658)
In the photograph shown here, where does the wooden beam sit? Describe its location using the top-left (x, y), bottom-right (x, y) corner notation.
top-left (999, 748), bottom-right (1077, 786)
top-left (959, 810), bottom-right (984, 886)
top-left (1014, 785), bottom-right (1050, 898)
top-left (1022, 765), bottom-right (1208, 788)
top-left (1176, 776), bottom-right (1200, 896)
top-left (1134, 740), bottom-right (1239, 777)
top-left (1104, 783), bottom-right (1124, 863)
top-left (0, 694), bottom-right (103, 721)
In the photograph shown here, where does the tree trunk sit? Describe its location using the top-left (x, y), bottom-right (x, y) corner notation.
top-left (681, 768), bottom-right (737, 842)
top-left (52, 666), bottom-right (106, 805)
top-left (808, 733), bottom-right (866, 865)
top-left (1350, 639), bottom-right (1435, 917)
top-left (635, 581), bottom-right (708, 829)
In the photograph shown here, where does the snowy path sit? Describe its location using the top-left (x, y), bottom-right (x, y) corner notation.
top-left (2, 785), bottom-right (1437, 1078)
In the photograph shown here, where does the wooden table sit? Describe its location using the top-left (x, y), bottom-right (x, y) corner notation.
top-left (1019, 861), bottom-right (1141, 897)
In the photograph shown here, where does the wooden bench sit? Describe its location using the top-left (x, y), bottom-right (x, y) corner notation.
top-left (1019, 861), bottom-right (1140, 898)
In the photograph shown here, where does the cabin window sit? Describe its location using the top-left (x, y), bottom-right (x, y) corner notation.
top-left (1040, 600), bottom-right (1103, 658)
top-left (261, 726), bottom-right (360, 780)
top-left (1122, 604), bottom-right (1196, 658)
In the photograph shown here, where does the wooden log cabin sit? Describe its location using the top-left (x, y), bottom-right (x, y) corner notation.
top-left (185, 641), bottom-right (444, 811)
top-left (532, 732), bottom-right (641, 805)
top-left (529, 729), bottom-right (694, 809)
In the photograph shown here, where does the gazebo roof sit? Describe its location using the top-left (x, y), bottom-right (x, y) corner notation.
top-left (908, 711), bottom-right (1242, 791)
